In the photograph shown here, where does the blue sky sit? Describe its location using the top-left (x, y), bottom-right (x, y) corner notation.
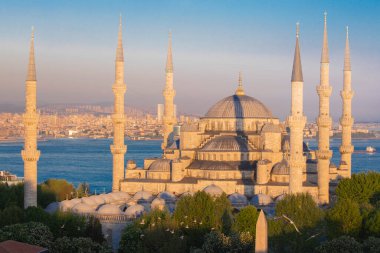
top-left (0, 0), bottom-right (379, 121)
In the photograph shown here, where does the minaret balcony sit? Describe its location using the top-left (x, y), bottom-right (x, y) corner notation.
top-left (21, 149), bottom-right (40, 161)
top-left (317, 116), bottom-right (332, 128)
top-left (315, 150), bottom-right (332, 160)
top-left (340, 90), bottom-right (354, 100)
top-left (316, 85), bottom-right (332, 97)
top-left (340, 116), bottom-right (354, 127)
top-left (287, 115), bottom-right (306, 128)
top-left (110, 145), bottom-right (127, 154)
top-left (339, 145), bottom-right (354, 154)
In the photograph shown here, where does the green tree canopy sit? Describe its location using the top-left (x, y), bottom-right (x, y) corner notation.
top-left (326, 198), bottom-right (362, 238)
top-left (232, 205), bottom-right (259, 236)
top-left (315, 236), bottom-right (363, 253)
top-left (336, 172), bottom-right (380, 205)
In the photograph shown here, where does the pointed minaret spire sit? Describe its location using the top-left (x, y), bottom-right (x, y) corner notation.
top-left (27, 27), bottom-right (36, 81)
top-left (321, 11), bottom-right (329, 63)
top-left (288, 22), bottom-right (307, 195)
top-left (166, 31), bottom-right (173, 73)
top-left (291, 22), bottom-right (303, 82)
top-left (344, 26), bottom-right (351, 71)
top-left (111, 16), bottom-right (127, 192)
top-left (235, 71), bottom-right (245, 96)
top-left (116, 15), bottom-right (124, 62)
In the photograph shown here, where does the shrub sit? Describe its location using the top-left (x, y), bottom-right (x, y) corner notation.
top-left (365, 210), bottom-right (380, 237)
top-left (0, 205), bottom-right (23, 227)
top-left (315, 236), bottom-right (363, 253)
top-left (232, 205), bottom-right (259, 236)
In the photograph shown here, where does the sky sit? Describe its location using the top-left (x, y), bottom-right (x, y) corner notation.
top-left (0, 0), bottom-right (379, 122)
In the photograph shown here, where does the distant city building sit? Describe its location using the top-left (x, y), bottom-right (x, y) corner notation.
top-left (157, 104), bottom-right (164, 122)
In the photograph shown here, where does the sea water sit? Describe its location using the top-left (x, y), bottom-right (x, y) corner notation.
top-left (0, 138), bottom-right (379, 193)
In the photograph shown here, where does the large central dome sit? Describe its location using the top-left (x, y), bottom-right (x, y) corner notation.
top-left (205, 94), bottom-right (274, 118)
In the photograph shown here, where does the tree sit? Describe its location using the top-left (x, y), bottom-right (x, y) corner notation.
top-left (77, 182), bottom-right (90, 197)
top-left (119, 224), bottom-right (143, 253)
top-left (39, 179), bottom-right (75, 203)
top-left (232, 205), bottom-right (259, 236)
top-left (315, 236), bottom-right (363, 253)
top-left (23, 206), bottom-right (51, 224)
top-left (0, 205), bottom-right (23, 227)
top-left (336, 172), bottom-right (380, 205)
top-left (326, 199), bottom-right (362, 238)
top-left (202, 231), bottom-right (252, 253)
top-left (365, 210), bottom-right (380, 237)
top-left (0, 222), bottom-right (53, 249)
top-left (275, 193), bottom-right (323, 230)
top-left (0, 183), bottom-right (23, 209)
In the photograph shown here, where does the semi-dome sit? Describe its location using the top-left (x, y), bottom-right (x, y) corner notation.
top-left (250, 194), bottom-right (273, 206)
top-left (205, 94), bottom-right (273, 119)
top-left (97, 204), bottom-right (122, 215)
top-left (271, 159), bottom-right (289, 175)
top-left (201, 135), bottom-right (253, 152)
top-left (203, 184), bottom-right (224, 197)
top-left (148, 159), bottom-right (171, 172)
top-left (125, 204), bottom-right (145, 218)
top-left (89, 195), bottom-right (106, 205)
top-left (72, 202), bottom-right (95, 213)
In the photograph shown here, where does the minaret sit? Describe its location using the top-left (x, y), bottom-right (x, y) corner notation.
top-left (316, 12), bottom-right (333, 204)
top-left (22, 27), bottom-right (40, 208)
top-left (339, 27), bottom-right (354, 177)
top-left (111, 16), bottom-right (127, 192)
top-left (162, 32), bottom-right (176, 150)
top-left (287, 23), bottom-right (307, 194)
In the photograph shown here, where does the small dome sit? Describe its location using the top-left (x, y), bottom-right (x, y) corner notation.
top-left (151, 198), bottom-right (166, 210)
top-left (203, 184), bottom-right (224, 197)
top-left (228, 193), bottom-right (248, 207)
top-left (125, 204), bottom-right (145, 218)
top-left (89, 195), bottom-right (106, 205)
top-left (204, 94), bottom-right (274, 119)
top-left (97, 204), bottom-right (122, 215)
top-left (72, 203), bottom-right (95, 213)
top-left (148, 159), bottom-right (171, 172)
top-left (133, 191), bottom-right (154, 202)
top-left (81, 197), bottom-right (98, 206)
top-left (250, 194), bottom-right (273, 206)
top-left (271, 159), bottom-right (289, 175)
top-left (59, 200), bottom-right (75, 211)
top-left (275, 194), bottom-right (286, 202)
top-left (157, 191), bottom-right (176, 203)
top-left (113, 192), bottom-right (132, 201)
top-left (201, 136), bottom-right (253, 152)
top-left (45, 202), bottom-right (59, 213)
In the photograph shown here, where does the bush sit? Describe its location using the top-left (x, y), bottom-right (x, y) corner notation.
top-left (315, 236), bottom-right (363, 253)
top-left (39, 179), bottom-right (75, 203)
top-left (0, 183), bottom-right (23, 209)
top-left (362, 237), bottom-right (380, 253)
top-left (202, 231), bottom-right (252, 253)
top-left (23, 206), bottom-right (51, 224)
top-left (119, 224), bottom-right (143, 253)
top-left (50, 236), bottom-right (111, 253)
top-left (0, 222), bottom-right (53, 248)
top-left (326, 199), bottom-right (362, 238)
top-left (336, 172), bottom-right (380, 205)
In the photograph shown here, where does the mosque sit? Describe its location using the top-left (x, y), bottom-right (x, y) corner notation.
top-left (22, 13), bottom-right (354, 250)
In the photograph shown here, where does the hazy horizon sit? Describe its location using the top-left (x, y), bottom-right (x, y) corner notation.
top-left (0, 0), bottom-right (379, 121)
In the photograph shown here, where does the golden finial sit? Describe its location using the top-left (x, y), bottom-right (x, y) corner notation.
top-left (296, 22), bottom-right (300, 38)
top-left (235, 72), bottom-right (245, 96)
